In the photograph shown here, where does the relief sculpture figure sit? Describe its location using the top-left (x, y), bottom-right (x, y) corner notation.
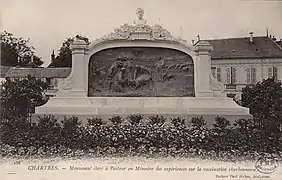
top-left (133, 65), bottom-right (153, 89)
top-left (124, 60), bottom-right (153, 90)
top-left (112, 67), bottom-right (128, 92)
top-left (88, 47), bottom-right (195, 97)
top-left (108, 60), bottom-right (124, 92)
top-left (159, 72), bottom-right (176, 82)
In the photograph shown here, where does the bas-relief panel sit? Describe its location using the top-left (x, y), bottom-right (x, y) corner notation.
top-left (88, 47), bottom-right (194, 97)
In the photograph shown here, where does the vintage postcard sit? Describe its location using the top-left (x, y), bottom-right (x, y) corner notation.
top-left (0, 0), bottom-right (282, 179)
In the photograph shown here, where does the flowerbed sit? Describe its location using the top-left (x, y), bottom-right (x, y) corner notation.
top-left (0, 115), bottom-right (281, 161)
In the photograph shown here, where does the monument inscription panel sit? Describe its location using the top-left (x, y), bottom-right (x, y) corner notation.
top-left (88, 47), bottom-right (194, 97)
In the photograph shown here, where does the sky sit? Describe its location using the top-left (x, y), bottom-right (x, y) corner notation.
top-left (1, 0), bottom-right (282, 67)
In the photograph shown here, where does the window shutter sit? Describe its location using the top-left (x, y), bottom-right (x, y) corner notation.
top-left (226, 67), bottom-right (231, 84)
top-left (268, 67), bottom-right (273, 78)
top-left (251, 67), bottom-right (256, 84)
top-left (273, 66), bottom-right (278, 79)
top-left (217, 67), bottom-right (221, 82)
top-left (231, 67), bottom-right (236, 84)
top-left (246, 68), bottom-right (251, 84)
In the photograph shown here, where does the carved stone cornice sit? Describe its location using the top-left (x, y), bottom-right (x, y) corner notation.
top-left (97, 23), bottom-right (185, 42)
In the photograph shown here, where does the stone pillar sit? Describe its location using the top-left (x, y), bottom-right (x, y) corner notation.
top-left (69, 39), bottom-right (88, 96)
top-left (194, 41), bottom-right (214, 97)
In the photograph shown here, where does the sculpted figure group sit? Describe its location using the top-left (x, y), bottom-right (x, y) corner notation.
top-left (89, 56), bottom-right (153, 93)
top-left (108, 57), bottom-right (153, 92)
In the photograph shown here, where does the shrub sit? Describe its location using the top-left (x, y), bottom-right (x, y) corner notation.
top-left (210, 116), bottom-right (232, 152)
top-left (35, 115), bottom-right (61, 148)
top-left (213, 116), bottom-right (230, 130)
top-left (191, 116), bottom-right (206, 129)
top-left (87, 116), bottom-right (105, 126)
top-left (0, 114), bottom-right (281, 160)
top-left (0, 76), bottom-right (48, 118)
top-left (60, 116), bottom-right (82, 149)
top-left (241, 77), bottom-right (282, 133)
top-left (171, 117), bottom-right (186, 129)
top-left (0, 116), bottom-right (33, 147)
top-left (109, 116), bottom-right (123, 125)
top-left (148, 115), bottom-right (166, 125)
top-left (128, 114), bottom-right (143, 125)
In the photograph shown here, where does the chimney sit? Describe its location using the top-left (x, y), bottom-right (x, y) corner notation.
top-left (249, 32), bottom-right (254, 43)
top-left (192, 40), bottom-right (195, 45)
top-left (266, 28), bottom-right (269, 37)
top-left (51, 50), bottom-right (55, 63)
top-left (197, 34), bottom-right (200, 42)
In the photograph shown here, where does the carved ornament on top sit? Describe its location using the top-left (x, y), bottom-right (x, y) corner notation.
top-left (97, 8), bottom-right (186, 43)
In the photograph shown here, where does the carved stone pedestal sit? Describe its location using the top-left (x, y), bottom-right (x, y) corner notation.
top-left (36, 96), bottom-right (249, 115)
top-left (35, 96), bottom-right (251, 127)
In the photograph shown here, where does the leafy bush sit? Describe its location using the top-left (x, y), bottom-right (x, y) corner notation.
top-left (35, 115), bottom-right (61, 148)
top-left (171, 117), bottom-right (186, 129)
top-left (128, 114), bottom-right (143, 125)
top-left (213, 116), bottom-right (230, 130)
top-left (148, 115), bottom-right (166, 125)
top-left (211, 117), bottom-right (232, 152)
top-left (241, 77), bottom-right (282, 133)
top-left (60, 116), bottom-right (82, 149)
top-left (109, 116), bottom-right (123, 125)
top-left (0, 75), bottom-right (48, 119)
top-left (0, 116), bottom-right (34, 147)
top-left (0, 115), bottom-right (281, 160)
top-left (87, 116), bottom-right (105, 126)
top-left (191, 116), bottom-right (206, 129)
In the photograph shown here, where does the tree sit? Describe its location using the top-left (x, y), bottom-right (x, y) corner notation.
top-left (0, 75), bottom-right (49, 119)
top-left (241, 77), bottom-right (282, 133)
top-left (0, 31), bottom-right (44, 67)
top-left (53, 35), bottom-right (89, 67)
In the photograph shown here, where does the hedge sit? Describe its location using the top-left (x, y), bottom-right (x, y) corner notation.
top-left (0, 115), bottom-right (281, 161)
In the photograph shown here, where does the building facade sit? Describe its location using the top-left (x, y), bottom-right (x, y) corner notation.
top-left (205, 34), bottom-right (282, 100)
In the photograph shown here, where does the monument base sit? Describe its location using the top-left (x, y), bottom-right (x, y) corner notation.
top-left (35, 97), bottom-right (251, 125)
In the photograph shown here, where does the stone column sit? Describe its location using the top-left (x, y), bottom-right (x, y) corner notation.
top-left (194, 41), bottom-right (214, 97)
top-left (69, 39), bottom-right (88, 96)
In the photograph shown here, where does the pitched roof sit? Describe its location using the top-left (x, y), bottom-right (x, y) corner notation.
top-left (276, 40), bottom-right (282, 48)
top-left (5, 67), bottom-right (71, 78)
top-left (1, 66), bottom-right (12, 78)
top-left (202, 36), bottom-right (282, 59)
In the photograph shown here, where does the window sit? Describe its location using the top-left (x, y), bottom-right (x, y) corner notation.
top-left (268, 67), bottom-right (273, 78)
top-left (246, 67), bottom-right (256, 84)
top-left (246, 68), bottom-right (251, 84)
top-left (268, 66), bottom-right (278, 80)
top-left (231, 67), bottom-right (236, 84)
top-left (227, 68), bottom-right (231, 84)
top-left (273, 66), bottom-right (278, 80)
top-left (226, 67), bottom-right (236, 84)
top-left (251, 67), bottom-right (256, 84)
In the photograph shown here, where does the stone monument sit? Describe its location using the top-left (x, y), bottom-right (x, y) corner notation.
top-left (35, 9), bottom-right (250, 124)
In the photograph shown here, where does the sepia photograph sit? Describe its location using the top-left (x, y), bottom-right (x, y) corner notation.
top-left (0, 0), bottom-right (282, 179)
